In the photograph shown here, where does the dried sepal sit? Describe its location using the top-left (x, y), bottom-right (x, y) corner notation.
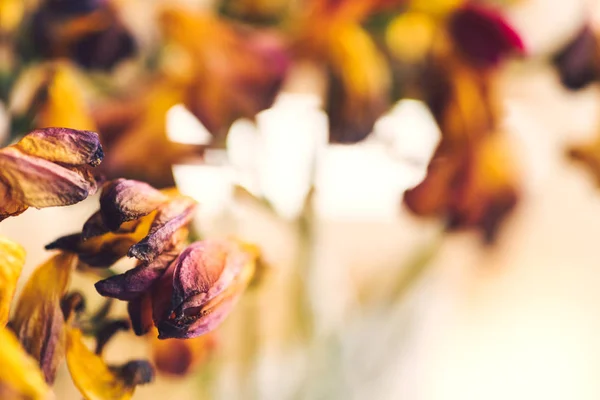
top-left (153, 240), bottom-right (256, 339)
top-left (0, 328), bottom-right (51, 400)
top-left (11, 252), bottom-right (77, 383)
top-left (66, 328), bottom-right (153, 400)
top-left (0, 236), bottom-right (26, 326)
top-left (0, 128), bottom-right (103, 221)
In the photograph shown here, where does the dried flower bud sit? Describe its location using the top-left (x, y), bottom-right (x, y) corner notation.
top-left (153, 240), bottom-right (256, 339)
top-left (448, 4), bottom-right (524, 69)
top-left (0, 128), bottom-right (103, 221)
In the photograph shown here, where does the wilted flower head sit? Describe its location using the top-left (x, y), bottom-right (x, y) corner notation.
top-left (152, 240), bottom-right (257, 339)
top-left (31, 0), bottom-right (136, 70)
top-left (0, 127), bottom-right (103, 221)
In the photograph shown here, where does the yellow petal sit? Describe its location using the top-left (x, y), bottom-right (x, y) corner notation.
top-left (0, 328), bottom-right (51, 400)
top-left (386, 12), bottom-right (436, 62)
top-left (0, 236), bottom-right (25, 326)
top-left (66, 328), bottom-right (135, 400)
top-left (11, 252), bottom-right (76, 383)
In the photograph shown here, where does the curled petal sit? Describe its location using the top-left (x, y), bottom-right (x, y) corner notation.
top-left (0, 236), bottom-right (26, 326)
top-left (16, 127), bottom-right (104, 167)
top-left (11, 252), bottom-right (77, 383)
top-left (95, 245), bottom-right (183, 301)
top-left (154, 240), bottom-right (256, 339)
top-left (100, 179), bottom-right (169, 231)
top-left (448, 4), bottom-right (524, 68)
top-left (128, 197), bottom-right (197, 263)
top-left (66, 328), bottom-right (153, 400)
top-left (0, 147), bottom-right (98, 219)
top-left (0, 328), bottom-right (51, 400)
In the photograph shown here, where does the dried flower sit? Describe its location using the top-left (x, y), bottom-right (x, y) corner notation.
top-left (152, 240), bottom-right (257, 339)
top-left (0, 127), bottom-right (103, 221)
top-left (151, 330), bottom-right (216, 376)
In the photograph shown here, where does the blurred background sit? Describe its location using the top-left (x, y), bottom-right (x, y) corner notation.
top-left (4, 0), bottom-right (600, 399)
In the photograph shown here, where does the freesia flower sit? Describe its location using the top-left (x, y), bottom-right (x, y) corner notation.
top-left (0, 127), bottom-right (103, 221)
top-left (151, 240), bottom-right (257, 339)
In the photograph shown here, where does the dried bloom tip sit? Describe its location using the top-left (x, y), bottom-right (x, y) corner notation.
top-left (153, 240), bottom-right (256, 339)
top-left (16, 127), bottom-right (104, 167)
top-left (100, 179), bottom-right (169, 232)
top-left (61, 291), bottom-right (87, 322)
top-left (553, 25), bottom-right (600, 90)
top-left (448, 4), bottom-right (524, 68)
top-left (0, 128), bottom-right (103, 221)
top-left (127, 197), bottom-right (197, 263)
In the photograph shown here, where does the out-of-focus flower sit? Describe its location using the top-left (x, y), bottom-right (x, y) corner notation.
top-left (151, 329), bottom-right (216, 376)
top-left (31, 0), bottom-right (136, 71)
top-left (10, 252), bottom-right (77, 382)
top-left (0, 328), bottom-right (51, 400)
top-left (405, 133), bottom-right (519, 243)
top-left (227, 93), bottom-right (328, 219)
top-left (0, 0), bottom-right (25, 35)
top-left (401, 3), bottom-right (524, 242)
top-left (553, 25), bottom-right (600, 91)
top-left (0, 127), bottom-right (103, 221)
top-left (159, 6), bottom-right (290, 136)
top-left (568, 138), bottom-right (600, 187)
top-left (295, 0), bottom-right (392, 142)
top-left (66, 327), bottom-right (153, 400)
top-left (151, 240), bottom-right (257, 339)
top-left (0, 236), bottom-right (24, 326)
top-left (448, 3), bottom-right (524, 69)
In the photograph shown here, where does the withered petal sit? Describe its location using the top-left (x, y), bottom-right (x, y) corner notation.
top-left (11, 252), bottom-right (77, 383)
top-left (95, 248), bottom-right (181, 301)
top-left (0, 147), bottom-right (98, 212)
top-left (553, 25), bottom-right (600, 91)
top-left (100, 179), bottom-right (169, 231)
top-left (128, 197), bottom-right (196, 263)
top-left (0, 328), bottom-right (51, 400)
top-left (16, 127), bottom-right (104, 167)
top-left (66, 328), bottom-right (153, 400)
top-left (0, 236), bottom-right (26, 326)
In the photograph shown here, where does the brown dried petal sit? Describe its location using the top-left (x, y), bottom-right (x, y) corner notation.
top-left (11, 252), bottom-right (77, 383)
top-left (100, 179), bottom-right (169, 231)
top-left (16, 127), bottom-right (104, 167)
top-left (127, 294), bottom-right (154, 336)
top-left (128, 197), bottom-right (197, 263)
